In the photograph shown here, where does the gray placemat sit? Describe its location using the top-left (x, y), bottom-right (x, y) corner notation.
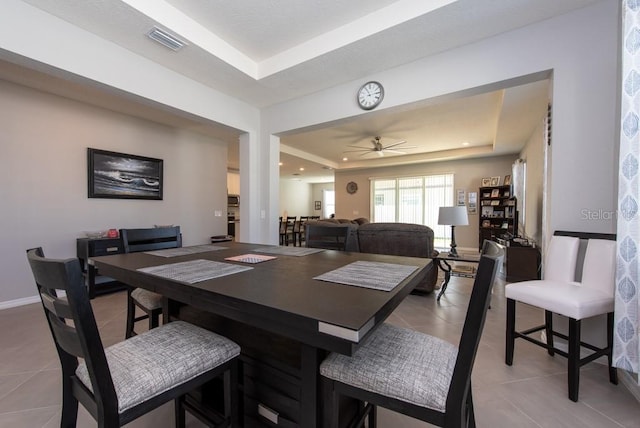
top-left (145, 245), bottom-right (228, 257)
top-left (251, 246), bottom-right (324, 256)
top-left (313, 261), bottom-right (419, 292)
top-left (137, 259), bottom-right (252, 284)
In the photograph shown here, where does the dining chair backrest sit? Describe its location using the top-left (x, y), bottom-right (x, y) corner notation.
top-left (545, 234), bottom-right (580, 282)
top-left (446, 254), bottom-right (498, 416)
top-left (26, 248), bottom-right (119, 417)
top-left (305, 224), bottom-right (350, 251)
top-left (120, 226), bottom-right (182, 253)
top-left (579, 238), bottom-right (617, 296)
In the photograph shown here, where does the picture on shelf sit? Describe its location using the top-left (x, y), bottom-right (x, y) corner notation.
top-left (483, 192), bottom-right (490, 198)
top-left (481, 206), bottom-right (493, 216)
top-left (490, 200), bottom-right (500, 206)
top-left (481, 177), bottom-right (491, 187)
top-left (490, 189), bottom-right (500, 198)
top-left (482, 220), bottom-right (491, 228)
top-left (490, 176), bottom-right (500, 186)
top-left (504, 174), bottom-right (512, 186)
top-left (504, 191), bottom-right (510, 197)
top-left (501, 222), bottom-right (509, 229)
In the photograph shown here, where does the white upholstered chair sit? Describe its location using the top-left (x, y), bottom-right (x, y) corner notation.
top-left (505, 231), bottom-right (618, 401)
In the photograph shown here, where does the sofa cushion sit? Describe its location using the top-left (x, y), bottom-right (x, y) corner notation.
top-left (357, 223), bottom-right (438, 293)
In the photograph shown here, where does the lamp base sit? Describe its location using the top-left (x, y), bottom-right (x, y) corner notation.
top-left (448, 225), bottom-right (459, 258)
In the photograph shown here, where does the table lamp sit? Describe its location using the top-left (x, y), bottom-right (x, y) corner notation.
top-left (438, 206), bottom-right (469, 258)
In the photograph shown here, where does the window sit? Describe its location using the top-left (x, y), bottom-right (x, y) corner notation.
top-left (371, 174), bottom-right (454, 249)
top-left (323, 189), bottom-right (335, 219)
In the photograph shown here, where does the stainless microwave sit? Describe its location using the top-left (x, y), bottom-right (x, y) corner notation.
top-left (227, 194), bottom-right (240, 207)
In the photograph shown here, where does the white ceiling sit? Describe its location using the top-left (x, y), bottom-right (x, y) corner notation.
top-left (13, 0), bottom-right (597, 182)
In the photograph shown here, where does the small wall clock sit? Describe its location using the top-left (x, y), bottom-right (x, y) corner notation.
top-left (346, 181), bottom-right (358, 194)
top-left (357, 81), bottom-right (384, 110)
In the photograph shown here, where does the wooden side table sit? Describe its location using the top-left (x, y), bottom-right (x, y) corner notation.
top-left (435, 251), bottom-right (481, 301)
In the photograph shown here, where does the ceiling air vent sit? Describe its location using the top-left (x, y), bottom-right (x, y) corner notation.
top-left (147, 27), bottom-right (186, 51)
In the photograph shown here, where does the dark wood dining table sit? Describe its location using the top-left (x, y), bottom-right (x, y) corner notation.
top-left (92, 242), bottom-right (432, 427)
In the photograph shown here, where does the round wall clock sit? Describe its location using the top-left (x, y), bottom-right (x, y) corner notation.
top-left (346, 181), bottom-right (358, 194)
top-left (357, 81), bottom-right (384, 110)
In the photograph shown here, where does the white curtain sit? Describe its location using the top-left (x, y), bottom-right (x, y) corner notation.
top-left (614, 0), bottom-right (640, 375)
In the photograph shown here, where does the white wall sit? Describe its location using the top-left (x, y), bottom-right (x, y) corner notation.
top-left (262, 1), bottom-right (620, 243)
top-left (279, 180), bottom-right (313, 218)
top-left (0, 80), bottom-right (229, 305)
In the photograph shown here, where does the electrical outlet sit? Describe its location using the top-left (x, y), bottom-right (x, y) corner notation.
top-left (214, 210), bottom-right (222, 217)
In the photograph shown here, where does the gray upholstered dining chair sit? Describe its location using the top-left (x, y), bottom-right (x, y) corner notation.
top-left (26, 247), bottom-right (240, 428)
top-left (320, 255), bottom-right (499, 428)
top-left (120, 226), bottom-right (181, 338)
top-left (505, 231), bottom-right (618, 401)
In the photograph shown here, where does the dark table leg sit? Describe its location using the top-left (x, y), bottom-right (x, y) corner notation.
top-left (436, 259), bottom-right (453, 301)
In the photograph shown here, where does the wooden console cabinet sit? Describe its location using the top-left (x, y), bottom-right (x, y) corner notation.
top-left (76, 237), bottom-right (125, 298)
top-left (506, 245), bottom-right (541, 283)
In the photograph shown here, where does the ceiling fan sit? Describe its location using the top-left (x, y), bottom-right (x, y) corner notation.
top-left (343, 136), bottom-right (417, 157)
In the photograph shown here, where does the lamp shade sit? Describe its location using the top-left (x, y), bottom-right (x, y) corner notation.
top-left (438, 206), bottom-right (469, 226)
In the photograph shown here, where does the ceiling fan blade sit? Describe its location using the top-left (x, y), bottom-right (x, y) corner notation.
top-left (347, 145), bottom-right (373, 149)
top-left (381, 140), bottom-right (407, 149)
top-left (359, 151), bottom-right (377, 157)
top-left (343, 148), bottom-right (373, 154)
top-left (377, 151), bottom-right (384, 157)
top-left (383, 149), bottom-right (406, 154)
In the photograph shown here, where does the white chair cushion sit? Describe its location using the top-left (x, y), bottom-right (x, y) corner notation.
top-left (545, 236), bottom-right (579, 282)
top-left (320, 323), bottom-right (457, 412)
top-left (131, 288), bottom-right (163, 310)
top-left (75, 321), bottom-right (240, 413)
top-left (505, 280), bottom-right (614, 320)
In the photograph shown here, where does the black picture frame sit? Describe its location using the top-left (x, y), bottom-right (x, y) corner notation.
top-left (88, 148), bottom-right (163, 200)
top-left (314, 200), bottom-right (321, 210)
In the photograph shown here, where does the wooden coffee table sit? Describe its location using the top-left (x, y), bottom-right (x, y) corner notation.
top-left (435, 251), bottom-right (481, 301)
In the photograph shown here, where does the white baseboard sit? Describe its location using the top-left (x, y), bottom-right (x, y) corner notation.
top-left (0, 295), bottom-right (40, 310)
top-left (620, 369), bottom-right (640, 402)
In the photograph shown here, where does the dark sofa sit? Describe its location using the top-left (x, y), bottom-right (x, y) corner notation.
top-left (307, 219), bottom-right (438, 293)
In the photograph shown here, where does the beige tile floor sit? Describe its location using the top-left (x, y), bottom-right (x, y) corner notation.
top-left (1, 273), bottom-right (639, 427)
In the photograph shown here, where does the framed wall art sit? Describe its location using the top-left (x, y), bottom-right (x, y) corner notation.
top-left (88, 148), bottom-right (163, 200)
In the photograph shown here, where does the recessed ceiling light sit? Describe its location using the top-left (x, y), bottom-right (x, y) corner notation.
top-left (279, 162), bottom-right (283, 166)
top-left (462, 141), bottom-right (470, 146)
top-left (147, 27), bottom-right (187, 51)
top-left (343, 157), bottom-right (348, 161)
top-left (299, 167), bottom-right (305, 171)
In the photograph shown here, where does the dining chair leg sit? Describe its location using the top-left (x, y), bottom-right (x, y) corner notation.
top-left (607, 312), bottom-right (619, 385)
top-left (368, 403), bottom-right (377, 428)
top-left (568, 318), bottom-right (581, 402)
top-left (321, 378), bottom-right (340, 428)
top-left (174, 396), bottom-right (186, 428)
top-left (545, 310), bottom-right (555, 356)
top-left (148, 308), bottom-right (161, 331)
top-left (60, 360), bottom-right (79, 428)
top-left (505, 298), bottom-right (515, 365)
top-left (467, 387), bottom-right (476, 428)
top-left (125, 288), bottom-right (136, 339)
top-left (226, 360), bottom-right (240, 427)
